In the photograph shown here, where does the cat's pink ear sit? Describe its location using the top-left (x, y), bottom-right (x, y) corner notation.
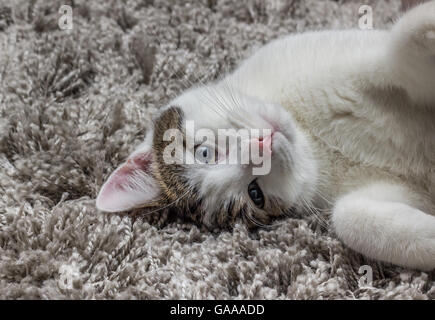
top-left (96, 148), bottom-right (160, 212)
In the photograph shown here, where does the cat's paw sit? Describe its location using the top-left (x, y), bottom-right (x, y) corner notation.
top-left (422, 29), bottom-right (435, 52)
top-left (393, 0), bottom-right (435, 54)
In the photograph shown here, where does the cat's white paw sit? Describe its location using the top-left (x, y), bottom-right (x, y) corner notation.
top-left (389, 1), bottom-right (435, 105)
top-left (393, 1), bottom-right (435, 54)
top-left (423, 29), bottom-right (435, 52)
top-left (333, 184), bottom-right (435, 271)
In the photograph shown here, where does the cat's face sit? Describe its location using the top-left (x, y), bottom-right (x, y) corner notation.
top-left (96, 83), bottom-right (318, 228)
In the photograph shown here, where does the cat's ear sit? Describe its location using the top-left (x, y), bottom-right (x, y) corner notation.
top-left (96, 145), bottom-right (160, 212)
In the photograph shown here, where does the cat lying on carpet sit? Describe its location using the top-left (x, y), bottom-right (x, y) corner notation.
top-left (96, 1), bottom-right (435, 271)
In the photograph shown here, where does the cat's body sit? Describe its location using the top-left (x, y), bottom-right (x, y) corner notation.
top-left (97, 2), bottom-right (435, 270)
top-left (228, 28), bottom-right (435, 213)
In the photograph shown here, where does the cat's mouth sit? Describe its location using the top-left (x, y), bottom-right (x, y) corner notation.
top-left (260, 115), bottom-right (284, 136)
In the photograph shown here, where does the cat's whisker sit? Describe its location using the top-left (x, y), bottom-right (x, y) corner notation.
top-left (299, 196), bottom-right (329, 229)
top-left (242, 209), bottom-right (274, 229)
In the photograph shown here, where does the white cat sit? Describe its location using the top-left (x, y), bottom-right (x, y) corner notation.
top-left (96, 2), bottom-right (435, 271)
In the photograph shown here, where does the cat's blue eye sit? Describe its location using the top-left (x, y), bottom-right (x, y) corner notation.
top-left (195, 145), bottom-right (215, 164)
top-left (248, 179), bottom-right (265, 208)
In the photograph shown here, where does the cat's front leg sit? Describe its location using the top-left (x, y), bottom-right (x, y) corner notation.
top-left (388, 0), bottom-right (435, 106)
top-left (332, 182), bottom-right (435, 271)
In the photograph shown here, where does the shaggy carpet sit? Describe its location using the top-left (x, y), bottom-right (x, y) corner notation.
top-left (0, 0), bottom-right (434, 299)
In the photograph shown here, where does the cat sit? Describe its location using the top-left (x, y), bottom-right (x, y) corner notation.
top-left (96, 1), bottom-right (435, 271)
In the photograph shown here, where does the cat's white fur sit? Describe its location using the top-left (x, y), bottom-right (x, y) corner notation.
top-left (97, 2), bottom-right (435, 270)
top-left (221, 2), bottom-right (435, 270)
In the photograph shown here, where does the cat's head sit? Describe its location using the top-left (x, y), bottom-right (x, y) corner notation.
top-left (96, 83), bottom-right (318, 228)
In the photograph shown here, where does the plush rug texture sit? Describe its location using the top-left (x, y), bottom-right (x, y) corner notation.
top-left (0, 0), bottom-right (434, 299)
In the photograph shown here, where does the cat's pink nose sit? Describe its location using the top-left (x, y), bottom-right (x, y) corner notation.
top-left (252, 133), bottom-right (273, 155)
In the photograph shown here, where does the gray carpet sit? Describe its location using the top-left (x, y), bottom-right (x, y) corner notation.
top-left (0, 0), bottom-right (434, 299)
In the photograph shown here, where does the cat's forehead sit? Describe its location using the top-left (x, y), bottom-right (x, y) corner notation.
top-left (153, 105), bottom-right (184, 136)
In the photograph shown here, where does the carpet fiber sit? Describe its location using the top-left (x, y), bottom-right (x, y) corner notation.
top-left (0, 0), bottom-right (434, 299)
